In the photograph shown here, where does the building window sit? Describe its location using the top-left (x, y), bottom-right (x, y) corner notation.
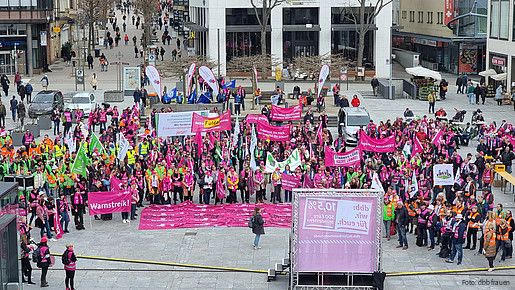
top-left (427, 12), bottom-right (433, 24)
top-left (283, 31), bottom-right (319, 64)
top-left (226, 8), bottom-right (262, 26)
top-left (437, 12), bottom-right (443, 24)
top-left (490, 0), bottom-right (509, 39)
top-left (226, 32), bottom-right (271, 62)
top-left (402, 10), bottom-right (407, 19)
top-left (409, 11), bottom-right (415, 22)
top-left (418, 11), bottom-right (423, 23)
top-left (284, 8), bottom-right (319, 25)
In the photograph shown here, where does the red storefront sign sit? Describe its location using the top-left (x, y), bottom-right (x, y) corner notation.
top-left (444, 0), bottom-right (455, 25)
top-left (492, 56), bottom-right (506, 66)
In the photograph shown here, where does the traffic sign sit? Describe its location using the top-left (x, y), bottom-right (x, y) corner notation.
top-left (75, 68), bottom-right (84, 85)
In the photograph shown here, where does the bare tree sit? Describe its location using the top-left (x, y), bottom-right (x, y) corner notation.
top-left (133, 0), bottom-right (158, 51)
top-left (226, 55), bottom-right (280, 79)
top-left (342, 0), bottom-right (392, 68)
top-left (250, 0), bottom-right (286, 56)
top-left (157, 55), bottom-right (216, 78)
top-left (77, 0), bottom-right (110, 52)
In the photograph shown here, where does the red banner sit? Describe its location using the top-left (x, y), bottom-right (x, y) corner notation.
top-left (138, 201), bottom-right (291, 230)
top-left (191, 111), bottom-right (232, 133)
top-left (358, 131), bottom-right (396, 153)
top-left (245, 114), bottom-right (269, 124)
top-left (87, 191), bottom-right (131, 215)
top-left (270, 105), bottom-right (302, 121)
top-left (256, 119), bottom-right (290, 141)
top-left (444, 0), bottom-right (454, 25)
top-left (324, 146), bottom-right (362, 167)
top-left (282, 173), bottom-right (301, 191)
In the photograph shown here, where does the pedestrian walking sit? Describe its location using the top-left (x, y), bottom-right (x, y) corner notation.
top-left (18, 82), bottom-right (26, 103)
top-left (160, 46), bottom-right (165, 61)
top-left (87, 53), bottom-right (94, 69)
top-left (41, 75), bottom-right (49, 90)
top-left (0, 74), bottom-right (9, 97)
top-left (456, 76), bottom-right (463, 94)
top-left (9, 95), bottom-right (18, 121)
top-left (25, 82), bottom-right (33, 103)
top-left (14, 71), bottom-right (22, 90)
top-left (0, 100), bottom-right (6, 127)
top-left (134, 45), bottom-right (139, 58)
top-left (17, 101), bottom-right (26, 127)
top-left (176, 38), bottom-right (181, 50)
top-left (62, 244), bottom-right (77, 290)
top-left (474, 84), bottom-right (481, 105)
top-left (124, 33), bottom-right (129, 45)
top-left (90, 73), bottom-right (98, 90)
top-left (250, 207), bottom-right (265, 249)
top-left (439, 79), bottom-right (448, 100)
top-left (495, 84), bottom-right (504, 105)
top-left (35, 236), bottom-right (51, 287)
top-left (467, 81), bottom-right (475, 104)
top-left (370, 76), bottom-right (379, 97)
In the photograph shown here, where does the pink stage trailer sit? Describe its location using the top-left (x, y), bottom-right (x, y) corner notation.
top-left (290, 189), bottom-right (383, 288)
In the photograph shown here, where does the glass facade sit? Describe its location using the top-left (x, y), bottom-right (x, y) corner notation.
top-left (455, 0), bottom-right (487, 37)
top-left (226, 8), bottom-right (261, 25)
top-left (283, 31), bottom-right (319, 64)
top-left (283, 8), bottom-right (319, 25)
top-left (331, 7), bottom-right (373, 65)
top-left (490, 0), bottom-right (510, 39)
top-left (226, 31), bottom-right (270, 61)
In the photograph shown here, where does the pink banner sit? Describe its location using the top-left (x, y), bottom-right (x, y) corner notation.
top-left (87, 191), bottom-right (131, 215)
top-left (256, 120), bottom-right (290, 141)
top-left (412, 136), bottom-right (423, 155)
top-left (509, 136), bottom-right (515, 147)
top-left (324, 146), bottom-right (361, 167)
top-left (296, 196), bottom-right (378, 272)
top-left (138, 201), bottom-right (291, 230)
top-left (358, 131), bottom-right (396, 153)
top-left (245, 114), bottom-right (268, 124)
top-left (282, 173), bottom-right (301, 191)
top-left (270, 105), bottom-right (302, 121)
top-left (191, 111), bottom-right (232, 133)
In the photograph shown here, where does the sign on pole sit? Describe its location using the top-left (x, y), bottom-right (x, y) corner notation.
top-left (75, 68), bottom-right (84, 85)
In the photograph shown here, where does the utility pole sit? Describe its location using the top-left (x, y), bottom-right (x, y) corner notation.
top-left (217, 28), bottom-right (221, 78)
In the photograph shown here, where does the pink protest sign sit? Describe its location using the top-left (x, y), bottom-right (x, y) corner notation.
top-left (191, 111), bottom-right (232, 133)
top-left (245, 114), bottom-right (269, 124)
top-left (256, 120), bottom-right (290, 141)
top-left (138, 201), bottom-right (292, 230)
top-left (324, 146), bottom-right (361, 167)
top-left (87, 191), bottom-right (131, 215)
top-left (296, 196), bottom-right (378, 273)
top-left (270, 105), bottom-right (302, 121)
top-left (358, 131), bottom-right (396, 153)
top-left (282, 173), bottom-right (301, 191)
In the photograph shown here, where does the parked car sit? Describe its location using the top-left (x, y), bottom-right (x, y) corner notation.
top-left (65, 92), bottom-right (96, 116)
top-left (338, 107), bottom-right (370, 146)
top-left (28, 90), bottom-right (64, 119)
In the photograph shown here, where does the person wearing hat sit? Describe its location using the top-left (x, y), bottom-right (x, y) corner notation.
top-left (36, 236), bottom-right (51, 287)
top-left (62, 243), bottom-right (77, 290)
top-left (446, 213), bottom-right (467, 265)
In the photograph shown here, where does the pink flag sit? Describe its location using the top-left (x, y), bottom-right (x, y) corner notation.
top-left (110, 176), bottom-right (123, 191)
top-left (191, 111), bottom-right (232, 133)
top-left (358, 131), bottom-right (396, 153)
top-left (270, 105), bottom-right (302, 121)
top-left (282, 173), bottom-right (301, 191)
top-left (53, 200), bottom-right (63, 239)
top-left (246, 114), bottom-right (269, 124)
top-left (431, 129), bottom-right (444, 145)
top-left (412, 136), bottom-right (423, 155)
top-left (509, 136), bottom-right (515, 147)
top-left (256, 119), bottom-right (290, 141)
top-left (317, 123), bottom-right (323, 145)
top-left (324, 146), bottom-right (362, 167)
top-left (195, 132), bottom-right (203, 157)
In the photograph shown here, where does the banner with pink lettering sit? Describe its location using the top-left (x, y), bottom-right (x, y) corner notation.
top-left (138, 201), bottom-right (291, 230)
top-left (295, 195), bottom-right (379, 272)
top-left (324, 146), bottom-right (362, 167)
top-left (270, 105), bottom-right (302, 121)
top-left (282, 173), bottom-right (301, 191)
top-left (358, 131), bottom-right (396, 153)
top-left (245, 114), bottom-right (269, 124)
top-left (191, 111), bottom-right (232, 133)
top-left (256, 119), bottom-right (290, 141)
top-left (87, 191), bottom-right (131, 215)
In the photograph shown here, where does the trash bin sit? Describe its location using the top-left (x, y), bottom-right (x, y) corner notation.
top-left (95, 48), bottom-right (101, 57)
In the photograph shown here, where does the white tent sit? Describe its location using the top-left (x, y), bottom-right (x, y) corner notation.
top-left (405, 66), bottom-right (442, 81)
top-left (490, 73), bottom-right (507, 81)
top-left (478, 69), bottom-right (497, 77)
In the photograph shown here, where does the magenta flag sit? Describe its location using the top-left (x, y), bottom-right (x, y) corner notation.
top-left (270, 105), bottom-right (302, 121)
top-left (324, 146), bottom-right (362, 167)
top-left (509, 136), bottom-right (515, 147)
top-left (256, 119), bottom-right (290, 141)
top-left (245, 114), bottom-right (269, 124)
top-left (358, 131), bottom-right (396, 153)
top-left (431, 129), bottom-right (444, 145)
top-left (87, 191), bottom-right (131, 215)
top-left (138, 201), bottom-right (292, 230)
top-left (411, 136), bottom-right (423, 156)
top-left (282, 173), bottom-right (301, 191)
top-left (191, 111), bottom-right (232, 133)
top-left (195, 132), bottom-right (203, 157)
top-left (53, 201), bottom-right (63, 239)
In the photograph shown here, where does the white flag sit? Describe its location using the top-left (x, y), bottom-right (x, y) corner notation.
top-left (409, 171), bottom-right (419, 198)
top-left (198, 66), bottom-right (219, 97)
top-left (316, 64), bottom-right (330, 100)
top-left (233, 117), bottom-right (240, 148)
top-left (65, 132), bottom-right (75, 153)
top-left (371, 172), bottom-right (384, 192)
top-left (117, 133), bottom-right (130, 161)
top-left (454, 167), bottom-right (461, 184)
top-left (250, 125), bottom-right (258, 171)
top-left (145, 65), bottom-right (162, 97)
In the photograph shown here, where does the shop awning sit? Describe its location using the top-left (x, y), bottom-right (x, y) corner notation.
top-left (283, 25), bottom-right (321, 32)
top-left (490, 73), bottom-right (507, 81)
top-left (183, 22), bottom-right (208, 32)
top-left (405, 66), bottom-right (442, 81)
top-left (478, 69), bottom-right (497, 77)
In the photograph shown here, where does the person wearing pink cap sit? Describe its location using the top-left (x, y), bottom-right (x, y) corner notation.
top-left (36, 236), bottom-right (51, 287)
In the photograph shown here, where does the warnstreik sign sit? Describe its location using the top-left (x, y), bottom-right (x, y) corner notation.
top-left (256, 119), bottom-right (290, 141)
top-left (324, 146), bottom-right (361, 167)
top-left (87, 191), bottom-right (131, 215)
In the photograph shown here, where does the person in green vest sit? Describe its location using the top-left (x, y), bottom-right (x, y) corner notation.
top-left (47, 166), bottom-right (59, 197)
top-left (345, 167), bottom-right (358, 185)
top-left (383, 199), bottom-right (396, 241)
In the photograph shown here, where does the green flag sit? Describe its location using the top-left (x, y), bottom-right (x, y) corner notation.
top-left (71, 143), bottom-right (89, 177)
top-left (89, 133), bottom-right (105, 153)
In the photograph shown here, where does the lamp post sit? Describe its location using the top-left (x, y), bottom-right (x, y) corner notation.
top-left (389, 25), bottom-right (403, 100)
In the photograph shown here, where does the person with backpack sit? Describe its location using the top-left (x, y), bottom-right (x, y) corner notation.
top-left (250, 207), bottom-right (265, 249)
top-left (25, 82), bottom-right (33, 103)
top-left (34, 236), bottom-right (51, 287)
top-left (20, 234), bottom-right (36, 284)
top-left (62, 244), bottom-right (77, 290)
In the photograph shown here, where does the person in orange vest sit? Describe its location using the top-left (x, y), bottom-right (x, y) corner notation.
top-left (464, 205), bottom-right (481, 250)
top-left (483, 222), bottom-right (497, 271)
top-left (496, 219), bottom-right (511, 262)
top-left (406, 200), bottom-right (418, 234)
top-left (505, 210), bottom-right (514, 259)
